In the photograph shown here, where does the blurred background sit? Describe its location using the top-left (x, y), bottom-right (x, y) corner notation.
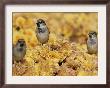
top-left (12, 13), bottom-right (98, 76)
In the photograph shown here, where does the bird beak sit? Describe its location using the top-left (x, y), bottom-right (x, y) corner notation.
top-left (89, 34), bottom-right (92, 38)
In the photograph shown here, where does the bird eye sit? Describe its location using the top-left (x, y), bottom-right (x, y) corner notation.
top-left (89, 34), bottom-right (92, 38)
top-left (42, 21), bottom-right (45, 24)
top-left (37, 23), bottom-right (40, 27)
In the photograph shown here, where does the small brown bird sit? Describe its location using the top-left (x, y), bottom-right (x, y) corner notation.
top-left (35, 19), bottom-right (49, 44)
top-left (13, 39), bottom-right (26, 63)
top-left (87, 31), bottom-right (98, 54)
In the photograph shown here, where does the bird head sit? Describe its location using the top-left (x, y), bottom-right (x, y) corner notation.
top-left (36, 19), bottom-right (47, 33)
top-left (36, 19), bottom-right (46, 27)
top-left (16, 39), bottom-right (26, 49)
top-left (88, 31), bottom-right (97, 40)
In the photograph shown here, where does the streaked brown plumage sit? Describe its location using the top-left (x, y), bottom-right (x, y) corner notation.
top-left (87, 31), bottom-right (98, 54)
top-left (36, 19), bottom-right (49, 44)
top-left (13, 39), bottom-right (26, 63)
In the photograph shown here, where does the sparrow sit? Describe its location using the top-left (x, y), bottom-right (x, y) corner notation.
top-left (13, 39), bottom-right (26, 63)
top-left (87, 31), bottom-right (98, 54)
top-left (36, 19), bottom-right (49, 44)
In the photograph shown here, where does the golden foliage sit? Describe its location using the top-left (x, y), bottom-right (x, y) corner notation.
top-left (12, 13), bottom-right (98, 76)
